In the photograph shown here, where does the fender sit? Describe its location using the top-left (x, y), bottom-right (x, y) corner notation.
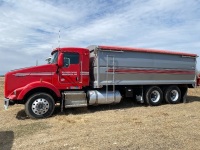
top-left (17, 81), bottom-right (61, 100)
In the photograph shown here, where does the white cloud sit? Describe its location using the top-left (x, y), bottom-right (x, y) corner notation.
top-left (0, 0), bottom-right (200, 74)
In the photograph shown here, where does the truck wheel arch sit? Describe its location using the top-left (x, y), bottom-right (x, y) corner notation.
top-left (18, 81), bottom-right (61, 102)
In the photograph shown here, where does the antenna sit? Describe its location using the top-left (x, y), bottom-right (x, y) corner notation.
top-left (58, 29), bottom-right (60, 48)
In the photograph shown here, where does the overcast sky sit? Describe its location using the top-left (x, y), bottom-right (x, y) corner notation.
top-left (0, 0), bottom-right (200, 75)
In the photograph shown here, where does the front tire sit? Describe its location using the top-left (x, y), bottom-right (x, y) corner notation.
top-left (145, 86), bottom-right (163, 106)
top-left (25, 93), bottom-right (55, 119)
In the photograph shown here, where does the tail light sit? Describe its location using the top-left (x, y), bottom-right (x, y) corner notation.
top-left (197, 74), bottom-right (200, 86)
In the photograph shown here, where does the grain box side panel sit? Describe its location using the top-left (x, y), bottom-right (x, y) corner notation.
top-left (92, 50), bottom-right (196, 87)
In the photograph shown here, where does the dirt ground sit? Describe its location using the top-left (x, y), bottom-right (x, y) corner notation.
top-left (0, 77), bottom-right (200, 150)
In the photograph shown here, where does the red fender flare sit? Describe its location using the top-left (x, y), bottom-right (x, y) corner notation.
top-left (17, 81), bottom-right (61, 100)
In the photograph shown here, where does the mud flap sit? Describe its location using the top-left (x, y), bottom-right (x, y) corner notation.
top-left (4, 98), bottom-right (9, 110)
top-left (180, 87), bottom-right (188, 103)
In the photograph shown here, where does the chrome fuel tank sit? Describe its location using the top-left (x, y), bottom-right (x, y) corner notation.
top-left (88, 90), bottom-right (121, 105)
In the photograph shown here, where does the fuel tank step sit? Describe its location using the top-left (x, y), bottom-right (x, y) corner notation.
top-left (63, 91), bottom-right (87, 108)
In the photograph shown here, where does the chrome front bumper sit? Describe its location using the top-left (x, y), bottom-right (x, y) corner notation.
top-left (4, 98), bottom-right (9, 110)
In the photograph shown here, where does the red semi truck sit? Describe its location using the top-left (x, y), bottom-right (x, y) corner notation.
top-left (4, 45), bottom-right (200, 119)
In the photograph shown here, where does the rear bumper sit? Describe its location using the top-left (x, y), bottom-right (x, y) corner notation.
top-left (4, 98), bottom-right (9, 110)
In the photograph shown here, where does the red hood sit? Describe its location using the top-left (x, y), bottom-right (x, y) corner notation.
top-left (4, 64), bottom-right (57, 98)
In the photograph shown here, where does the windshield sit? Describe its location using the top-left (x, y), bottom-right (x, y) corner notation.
top-left (50, 51), bottom-right (58, 64)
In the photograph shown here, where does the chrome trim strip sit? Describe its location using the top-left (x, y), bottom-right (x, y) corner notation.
top-left (14, 72), bottom-right (54, 76)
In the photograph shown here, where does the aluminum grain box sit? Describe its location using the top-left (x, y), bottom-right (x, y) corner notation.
top-left (88, 45), bottom-right (197, 88)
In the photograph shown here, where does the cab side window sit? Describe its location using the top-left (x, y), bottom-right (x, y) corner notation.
top-left (63, 52), bottom-right (79, 67)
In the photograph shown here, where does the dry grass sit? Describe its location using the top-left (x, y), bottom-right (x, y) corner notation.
top-left (0, 77), bottom-right (200, 150)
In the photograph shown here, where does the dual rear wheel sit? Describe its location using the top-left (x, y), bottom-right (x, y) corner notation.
top-left (145, 86), bottom-right (181, 106)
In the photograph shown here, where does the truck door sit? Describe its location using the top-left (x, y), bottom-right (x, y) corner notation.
top-left (59, 52), bottom-right (80, 87)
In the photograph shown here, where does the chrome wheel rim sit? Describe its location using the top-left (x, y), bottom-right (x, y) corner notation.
top-left (150, 90), bottom-right (160, 103)
top-left (170, 90), bottom-right (179, 102)
top-left (32, 98), bottom-right (49, 115)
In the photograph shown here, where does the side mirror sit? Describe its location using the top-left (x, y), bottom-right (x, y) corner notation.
top-left (58, 53), bottom-right (64, 67)
top-left (45, 57), bottom-right (51, 64)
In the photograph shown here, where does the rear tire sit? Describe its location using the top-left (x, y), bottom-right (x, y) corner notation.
top-left (145, 86), bottom-right (163, 106)
top-left (25, 93), bottom-right (55, 119)
top-left (164, 86), bottom-right (181, 104)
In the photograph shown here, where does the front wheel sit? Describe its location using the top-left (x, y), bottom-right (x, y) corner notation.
top-left (25, 93), bottom-right (55, 119)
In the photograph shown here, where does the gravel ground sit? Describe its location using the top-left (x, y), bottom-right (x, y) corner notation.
top-left (0, 77), bottom-right (200, 150)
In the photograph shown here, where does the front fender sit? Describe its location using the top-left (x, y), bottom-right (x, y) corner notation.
top-left (17, 81), bottom-right (61, 100)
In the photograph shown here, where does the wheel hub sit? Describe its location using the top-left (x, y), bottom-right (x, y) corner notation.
top-left (150, 90), bottom-right (160, 103)
top-left (170, 90), bottom-right (179, 101)
top-left (32, 98), bottom-right (49, 115)
top-left (37, 102), bottom-right (44, 109)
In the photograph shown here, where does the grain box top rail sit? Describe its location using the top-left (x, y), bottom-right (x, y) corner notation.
top-left (95, 45), bottom-right (197, 57)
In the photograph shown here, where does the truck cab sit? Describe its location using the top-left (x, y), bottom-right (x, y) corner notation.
top-left (4, 47), bottom-right (90, 118)
top-left (51, 47), bottom-right (90, 89)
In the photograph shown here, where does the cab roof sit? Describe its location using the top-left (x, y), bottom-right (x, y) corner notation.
top-left (51, 47), bottom-right (89, 55)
